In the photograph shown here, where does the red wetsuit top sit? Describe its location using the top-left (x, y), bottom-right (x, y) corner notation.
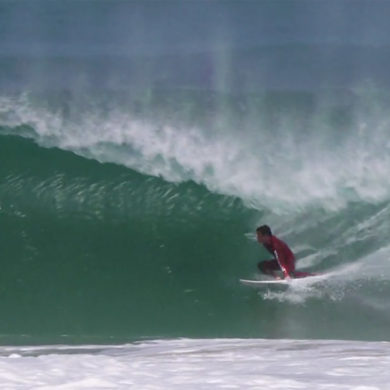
top-left (263, 235), bottom-right (295, 278)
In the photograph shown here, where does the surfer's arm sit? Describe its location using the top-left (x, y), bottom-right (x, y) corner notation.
top-left (274, 250), bottom-right (292, 279)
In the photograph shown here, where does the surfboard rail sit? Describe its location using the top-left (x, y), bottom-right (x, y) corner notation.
top-left (239, 278), bottom-right (289, 287)
top-left (240, 274), bottom-right (326, 288)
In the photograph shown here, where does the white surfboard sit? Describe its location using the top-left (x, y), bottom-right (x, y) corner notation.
top-left (240, 279), bottom-right (289, 288)
top-left (240, 274), bottom-right (326, 288)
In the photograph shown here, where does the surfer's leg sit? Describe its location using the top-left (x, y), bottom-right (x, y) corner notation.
top-left (258, 260), bottom-right (280, 277)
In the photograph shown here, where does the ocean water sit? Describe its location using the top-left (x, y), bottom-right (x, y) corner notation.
top-left (1, 0), bottom-right (390, 388)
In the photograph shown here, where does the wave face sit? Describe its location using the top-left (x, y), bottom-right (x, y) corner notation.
top-left (1, 0), bottom-right (390, 343)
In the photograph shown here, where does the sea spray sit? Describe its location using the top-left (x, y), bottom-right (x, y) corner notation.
top-left (2, 86), bottom-right (390, 212)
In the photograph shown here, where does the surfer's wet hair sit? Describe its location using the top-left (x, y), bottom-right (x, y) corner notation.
top-left (256, 225), bottom-right (272, 236)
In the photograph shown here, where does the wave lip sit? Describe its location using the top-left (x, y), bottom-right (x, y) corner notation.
top-left (2, 86), bottom-right (390, 212)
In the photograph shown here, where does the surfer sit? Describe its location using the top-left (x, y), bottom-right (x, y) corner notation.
top-left (256, 225), bottom-right (312, 279)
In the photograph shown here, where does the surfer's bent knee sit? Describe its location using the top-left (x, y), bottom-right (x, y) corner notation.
top-left (258, 261), bottom-right (270, 274)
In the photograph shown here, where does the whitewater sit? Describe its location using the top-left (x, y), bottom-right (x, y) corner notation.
top-left (0, 339), bottom-right (389, 390)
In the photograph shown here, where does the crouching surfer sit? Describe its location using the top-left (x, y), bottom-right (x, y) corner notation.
top-left (256, 225), bottom-right (315, 279)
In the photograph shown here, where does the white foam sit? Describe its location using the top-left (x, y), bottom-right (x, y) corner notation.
top-left (2, 91), bottom-right (390, 212)
top-left (0, 339), bottom-right (389, 389)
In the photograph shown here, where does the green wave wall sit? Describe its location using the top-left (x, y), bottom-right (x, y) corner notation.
top-left (2, 134), bottom-right (390, 344)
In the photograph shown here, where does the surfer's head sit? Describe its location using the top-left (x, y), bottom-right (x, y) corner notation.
top-left (256, 225), bottom-right (272, 244)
